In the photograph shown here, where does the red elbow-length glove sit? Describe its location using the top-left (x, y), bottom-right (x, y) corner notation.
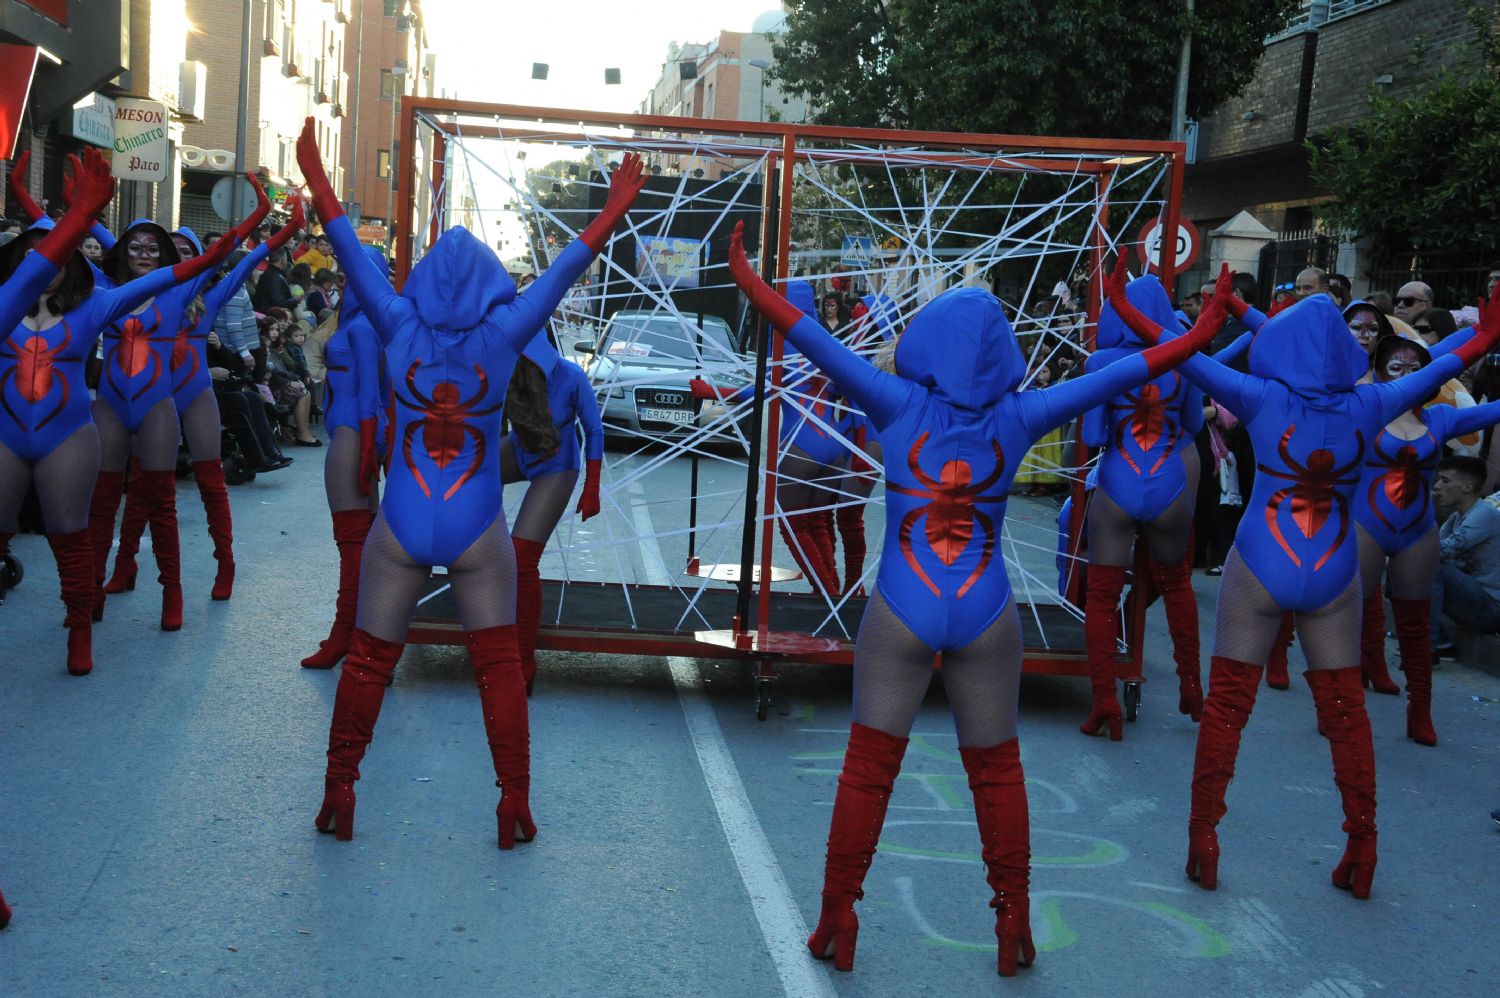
top-left (727, 222), bottom-right (804, 333)
top-left (576, 459), bottom-right (602, 520)
top-left (358, 418), bottom-right (380, 497)
top-left (1104, 257), bottom-right (1232, 376)
top-left (263, 197), bottom-right (306, 253)
top-left (577, 153), bottom-right (647, 253)
top-left (8, 152), bottom-right (45, 222)
top-left (295, 118), bottom-right (345, 225)
top-left (33, 150), bottom-right (114, 268)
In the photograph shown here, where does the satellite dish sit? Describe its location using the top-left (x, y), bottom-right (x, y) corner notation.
top-left (751, 9), bottom-right (788, 34)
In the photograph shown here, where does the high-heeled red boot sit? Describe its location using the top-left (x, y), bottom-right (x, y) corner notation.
top-left (0, 887), bottom-right (11, 929)
top-left (1080, 564), bottom-right (1126, 740)
top-left (104, 463), bottom-right (146, 594)
top-left (47, 530), bottom-right (96, 676)
top-left (1264, 613), bottom-right (1294, 690)
top-left (466, 625), bottom-right (536, 849)
top-left (316, 628), bottom-right (402, 840)
top-left (781, 513), bottom-right (840, 595)
top-left (1391, 597), bottom-right (1437, 746)
top-left (836, 504), bottom-right (867, 597)
top-left (87, 469), bottom-right (127, 621)
top-left (1186, 656), bottom-right (1263, 890)
top-left (513, 536), bottom-right (545, 696)
top-left (807, 721), bottom-right (908, 972)
top-left (1359, 585), bottom-right (1400, 695)
top-left (960, 738), bottom-right (1036, 977)
top-left (138, 469), bottom-right (183, 631)
top-left (1305, 667), bottom-right (1378, 899)
top-left (193, 460), bottom-right (235, 600)
top-left (302, 509), bottom-right (374, 669)
top-left (1151, 557), bottom-right (1202, 721)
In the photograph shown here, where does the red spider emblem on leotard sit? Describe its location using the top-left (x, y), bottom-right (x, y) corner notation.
top-left (104, 306), bottom-right (172, 402)
top-left (394, 360), bottom-right (502, 501)
top-left (1257, 425), bottom-right (1365, 571)
top-left (1365, 431), bottom-right (1435, 534)
top-left (170, 321), bottom-right (200, 393)
top-left (886, 432), bottom-right (1007, 598)
top-left (0, 327), bottom-right (72, 431)
top-left (1115, 373), bottom-right (1182, 475)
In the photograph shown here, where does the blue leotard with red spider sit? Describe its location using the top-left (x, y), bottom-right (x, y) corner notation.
top-left (0, 221), bottom-right (212, 461)
top-left (1120, 285), bottom-right (1481, 611)
top-left (1082, 279), bottom-right (1204, 521)
top-left (325, 215), bottom-right (598, 566)
top-left (324, 246), bottom-right (389, 436)
top-left (771, 287), bottom-right (1214, 650)
top-left (509, 341), bottom-right (603, 479)
top-left (169, 229), bottom-right (263, 413)
top-left (1355, 400), bottom-right (1500, 555)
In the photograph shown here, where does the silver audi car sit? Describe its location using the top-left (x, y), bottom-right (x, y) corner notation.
top-left (577, 310), bottom-right (752, 442)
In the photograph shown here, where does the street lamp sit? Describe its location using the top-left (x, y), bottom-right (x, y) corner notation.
top-left (387, 61), bottom-right (407, 249)
top-left (747, 58), bottom-right (771, 122)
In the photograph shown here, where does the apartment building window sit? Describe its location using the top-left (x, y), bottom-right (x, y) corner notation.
top-left (380, 69), bottom-right (398, 99)
top-left (383, 0), bottom-right (401, 15)
top-left (377, 150), bottom-right (391, 179)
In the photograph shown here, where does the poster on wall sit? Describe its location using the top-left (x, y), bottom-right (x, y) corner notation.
top-left (634, 234), bottom-right (704, 290)
top-left (112, 99), bottom-right (170, 182)
top-left (0, 45), bottom-right (41, 159)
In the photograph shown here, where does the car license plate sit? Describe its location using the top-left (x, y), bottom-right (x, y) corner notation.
top-left (639, 406), bottom-right (695, 425)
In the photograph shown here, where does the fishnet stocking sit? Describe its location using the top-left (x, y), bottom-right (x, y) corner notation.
top-left (853, 589), bottom-right (1024, 747)
top-left (0, 426), bottom-right (101, 534)
top-left (180, 390), bottom-right (222, 462)
top-left (1212, 547), bottom-right (1362, 670)
top-left (324, 426), bottom-right (374, 513)
top-left (93, 397), bottom-right (180, 472)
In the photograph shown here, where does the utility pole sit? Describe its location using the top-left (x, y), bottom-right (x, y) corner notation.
top-left (1171, 0), bottom-right (1194, 143)
top-left (347, 0), bottom-right (364, 207)
top-left (230, 0), bottom-right (252, 227)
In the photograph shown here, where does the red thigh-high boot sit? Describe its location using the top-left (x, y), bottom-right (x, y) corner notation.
top-left (1264, 613), bottom-right (1294, 690)
top-left (192, 460), bottom-right (235, 601)
top-left (1305, 667), bottom-right (1378, 899)
top-left (513, 537), bottom-right (545, 696)
top-left (466, 625), bottom-right (537, 849)
top-left (138, 469), bottom-right (183, 631)
top-left (1080, 564), bottom-right (1127, 740)
top-left (1360, 584), bottom-right (1400, 695)
top-left (961, 738), bottom-right (1036, 978)
top-left (807, 722), bottom-right (908, 972)
top-left (1391, 597), bottom-right (1437, 746)
top-left (0, 887), bottom-right (10, 928)
top-left (48, 531), bottom-right (96, 676)
top-left (836, 504), bottom-right (867, 598)
top-left (1186, 656), bottom-right (1262, 890)
top-left (87, 469), bottom-right (127, 621)
top-left (782, 512), bottom-right (841, 595)
top-left (103, 463), bottom-right (146, 594)
top-left (1151, 557), bottom-right (1203, 721)
top-left (301, 509), bottom-right (374, 669)
top-left (316, 628), bottom-right (402, 840)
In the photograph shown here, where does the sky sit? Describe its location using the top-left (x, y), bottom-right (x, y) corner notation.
top-left (421, 0), bottom-right (784, 114)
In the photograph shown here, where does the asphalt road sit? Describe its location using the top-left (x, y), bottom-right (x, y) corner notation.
top-left (2, 439), bottom-right (1498, 996)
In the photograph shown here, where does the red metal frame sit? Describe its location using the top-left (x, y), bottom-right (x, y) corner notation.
top-left (393, 99), bottom-right (1187, 682)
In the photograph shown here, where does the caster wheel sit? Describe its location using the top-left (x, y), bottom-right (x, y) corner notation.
top-left (755, 679), bottom-right (773, 721)
top-left (222, 454), bottom-right (249, 486)
top-left (1124, 682), bottom-right (1141, 722)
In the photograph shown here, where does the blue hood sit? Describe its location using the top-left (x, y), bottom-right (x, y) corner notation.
top-left (895, 287), bottom-right (1025, 409)
top-left (0, 217), bottom-right (94, 297)
top-left (523, 333), bottom-right (561, 375)
top-left (173, 227), bottom-right (204, 256)
top-left (340, 246), bottom-right (391, 324)
top-left (785, 280), bottom-right (817, 320)
top-left (1248, 294), bottom-right (1369, 397)
top-left (401, 227), bottom-right (514, 331)
top-left (103, 217), bottom-right (181, 282)
top-left (860, 293), bottom-right (898, 341)
top-left (1100, 274), bottom-right (1177, 349)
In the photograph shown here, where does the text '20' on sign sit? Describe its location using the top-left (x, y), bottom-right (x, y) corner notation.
top-left (1134, 217), bottom-right (1200, 276)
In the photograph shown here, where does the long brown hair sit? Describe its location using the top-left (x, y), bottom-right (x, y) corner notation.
top-left (506, 357), bottom-right (559, 457)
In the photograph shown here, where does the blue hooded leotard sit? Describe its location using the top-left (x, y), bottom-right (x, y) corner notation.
top-left (323, 246), bottom-right (389, 436)
top-left (509, 337), bottom-right (604, 479)
top-left (1082, 275), bottom-right (1204, 522)
top-left (0, 221), bottom-right (209, 462)
top-left (97, 219), bottom-right (219, 431)
top-left (777, 286), bottom-right (1202, 650)
top-left (168, 228), bottom-right (264, 413)
top-left (326, 215), bottom-right (600, 566)
top-left (1139, 291), bottom-right (1476, 610)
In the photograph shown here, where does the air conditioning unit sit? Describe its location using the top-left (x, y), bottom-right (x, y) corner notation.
top-left (178, 61), bottom-right (207, 122)
top-left (315, 90), bottom-right (329, 104)
top-left (263, 38), bottom-right (280, 56)
top-left (331, 103), bottom-right (345, 118)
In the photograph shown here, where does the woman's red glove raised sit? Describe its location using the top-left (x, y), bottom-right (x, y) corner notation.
top-left (8, 152), bottom-right (44, 222)
top-left (295, 117), bottom-right (344, 224)
top-left (35, 150), bottom-right (115, 268)
top-left (728, 221), bottom-right (805, 333)
top-left (264, 198), bottom-right (307, 252)
top-left (578, 153), bottom-right (646, 252)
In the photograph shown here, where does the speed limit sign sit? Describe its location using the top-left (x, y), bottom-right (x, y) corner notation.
top-left (1135, 217), bottom-right (1201, 276)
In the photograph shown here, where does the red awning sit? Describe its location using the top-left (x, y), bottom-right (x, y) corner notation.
top-left (0, 45), bottom-right (41, 159)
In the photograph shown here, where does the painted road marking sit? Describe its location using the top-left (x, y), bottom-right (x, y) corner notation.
top-left (628, 479), bottom-right (836, 998)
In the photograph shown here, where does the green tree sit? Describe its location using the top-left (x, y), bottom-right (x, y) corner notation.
top-left (1308, 11), bottom-right (1500, 256)
top-left (771, 0), bottom-right (1301, 138)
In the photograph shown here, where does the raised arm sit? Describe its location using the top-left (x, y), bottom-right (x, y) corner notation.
top-left (1221, 293), bottom-right (1268, 333)
top-left (1104, 256), bottom-right (1265, 419)
top-left (1019, 267), bottom-right (1232, 439)
top-left (1431, 398), bottom-right (1500, 442)
top-left (502, 154), bottom-right (646, 349)
top-left (205, 198), bottom-right (303, 318)
top-left (8, 152), bottom-right (45, 223)
top-left (296, 117), bottom-right (409, 344)
top-left (1369, 296), bottom-right (1500, 422)
top-left (727, 222), bottom-right (915, 430)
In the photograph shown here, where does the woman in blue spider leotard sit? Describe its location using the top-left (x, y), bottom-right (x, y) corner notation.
top-left (1353, 333), bottom-right (1500, 747)
top-left (1107, 260), bottom-right (1500, 904)
top-left (296, 120), bottom-right (644, 847)
top-left (727, 223), bottom-right (1230, 978)
top-left (1078, 275), bottom-right (1207, 739)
